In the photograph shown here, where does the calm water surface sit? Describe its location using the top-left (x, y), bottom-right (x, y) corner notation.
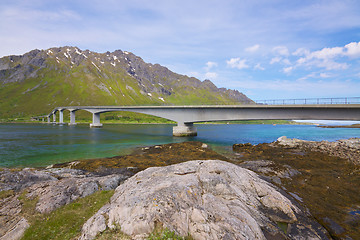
top-left (1, 123), bottom-right (359, 168)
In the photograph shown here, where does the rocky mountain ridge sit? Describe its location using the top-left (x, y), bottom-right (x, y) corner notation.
top-left (0, 47), bottom-right (252, 118)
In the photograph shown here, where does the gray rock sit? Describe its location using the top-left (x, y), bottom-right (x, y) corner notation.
top-left (98, 175), bottom-right (126, 190)
top-left (0, 168), bottom-right (128, 240)
top-left (0, 168), bottom-right (57, 192)
top-left (80, 160), bottom-right (329, 240)
top-left (275, 136), bottom-right (360, 164)
top-left (0, 195), bottom-right (23, 238)
top-left (0, 217), bottom-right (29, 240)
top-left (27, 174), bottom-right (127, 214)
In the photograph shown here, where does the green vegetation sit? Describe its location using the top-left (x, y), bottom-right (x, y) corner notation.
top-left (199, 120), bottom-right (310, 125)
top-left (95, 225), bottom-right (131, 240)
top-left (147, 228), bottom-right (192, 240)
top-left (20, 190), bottom-right (114, 240)
top-left (95, 226), bottom-right (192, 240)
top-left (100, 111), bottom-right (174, 124)
top-left (0, 47), bottom-right (252, 119)
top-left (277, 222), bottom-right (288, 234)
top-left (0, 190), bottom-right (15, 200)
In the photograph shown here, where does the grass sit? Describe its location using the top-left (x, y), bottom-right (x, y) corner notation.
top-left (94, 225), bottom-right (131, 240)
top-left (20, 190), bottom-right (114, 240)
top-left (147, 228), bottom-right (193, 240)
top-left (0, 189), bottom-right (15, 200)
top-left (95, 226), bottom-right (192, 240)
top-left (0, 53), bottom-right (251, 119)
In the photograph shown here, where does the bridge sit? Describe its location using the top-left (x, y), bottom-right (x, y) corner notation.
top-left (32, 97), bottom-right (360, 137)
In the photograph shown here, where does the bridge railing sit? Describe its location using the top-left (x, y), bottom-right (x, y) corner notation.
top-left (124, 97), bottom-right (360, 106)
top-left (254, 97), bottom-right (360, 105)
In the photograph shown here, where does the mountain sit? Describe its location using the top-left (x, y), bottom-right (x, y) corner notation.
top-left (0, 47), bottom-right (252, 118)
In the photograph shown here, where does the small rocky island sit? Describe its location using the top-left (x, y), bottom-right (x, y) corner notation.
top-left (1, 139), bottom-right (359, 239)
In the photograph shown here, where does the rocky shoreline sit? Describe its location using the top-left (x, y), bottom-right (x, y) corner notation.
top-left (234, 137), bottom-right (360, 239)
top-left (1, 138), bottom-right (359, 239)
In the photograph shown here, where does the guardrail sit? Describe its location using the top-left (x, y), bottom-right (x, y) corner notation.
top-left (254, 97), bottom-right (360, 105)
top-left (124, 97), bottom-right (360, 106)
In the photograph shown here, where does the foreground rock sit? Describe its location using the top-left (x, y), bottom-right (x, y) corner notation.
top-left (0, 168), bottom-right (130, 240)
top-left (80, 160), bottom-right (329, 240)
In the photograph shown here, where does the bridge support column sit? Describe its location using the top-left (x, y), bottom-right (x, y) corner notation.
top-left (69, 110), bottom-right (77, 125)
top-left (173, 122), bottom-right (197, 137)
top-left (59, 110), bottom-right (64, 124)
top-left (53, 113), bottom-right (56, 123)
top-left (47, 116), bottom-right (51, 123)
top-left (90, 112), bottom-right (103, 128)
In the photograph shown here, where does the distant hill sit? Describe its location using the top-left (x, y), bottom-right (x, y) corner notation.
top-left (0, 47), bottom-right (252, 118)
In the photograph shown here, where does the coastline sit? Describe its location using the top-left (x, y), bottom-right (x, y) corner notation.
top-left (1, 137), bottom-right (360, 239)
top-left (318, 124), bottom-right (360, 128)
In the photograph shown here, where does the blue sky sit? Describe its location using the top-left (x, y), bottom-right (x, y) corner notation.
top-left (1, 0), bottom-right (360, 100)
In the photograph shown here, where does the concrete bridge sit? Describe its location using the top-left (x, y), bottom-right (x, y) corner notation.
top-left (37, 101), bottom-right (360, 136)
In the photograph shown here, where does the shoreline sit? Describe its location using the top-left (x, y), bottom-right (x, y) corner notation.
top-left (0, 119), bottom-right (315, 125)
top-left (1, 137), bottom-right (360, 239)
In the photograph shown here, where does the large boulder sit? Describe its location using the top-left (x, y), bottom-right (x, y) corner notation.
top-left (0, 168), bottom-right (129, 240)
top-left (27, 173), bottom-right (127, 213)
top-left (80, 160), bottom-right (329, 240)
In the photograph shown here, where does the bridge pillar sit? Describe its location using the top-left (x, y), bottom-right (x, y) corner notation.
top-left (173, 122), bottom-right (197, 137)
top-left (47, 116), bottom-right (51, 123)
top-left (53, 113), bottom-right (56, 123)
top-left (59, 110), bottom-right (64, 124)
top-left (69, 110), bottom-right (77, 125)
top-left (90, 112), bottom-right (103, 128)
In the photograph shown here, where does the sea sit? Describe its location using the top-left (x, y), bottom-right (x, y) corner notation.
top-left (0, 123), bottom-right (359, 168)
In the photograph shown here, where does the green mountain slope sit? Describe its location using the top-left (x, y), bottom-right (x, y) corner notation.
top-left (0, 47), bottom-right (252, 118)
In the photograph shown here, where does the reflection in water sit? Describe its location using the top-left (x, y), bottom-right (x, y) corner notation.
top-left (0, 123), bottom-right (359, 168)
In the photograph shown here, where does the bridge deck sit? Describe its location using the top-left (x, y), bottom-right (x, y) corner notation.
top-left (33, 103), bottom-right (360, 136)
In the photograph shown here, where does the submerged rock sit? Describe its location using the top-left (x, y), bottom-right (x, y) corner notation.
top-left (80, 160), bottom-right (329, 240)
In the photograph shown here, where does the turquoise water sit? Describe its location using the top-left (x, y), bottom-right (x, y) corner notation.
top-left (0, 123), bottom-right (359, 168)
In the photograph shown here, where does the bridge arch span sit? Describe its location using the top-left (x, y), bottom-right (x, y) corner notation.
top-left (44, 104), bottom-right (360, 136)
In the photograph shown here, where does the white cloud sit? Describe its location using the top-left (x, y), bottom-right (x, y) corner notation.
top-left (270, 57), bottom-right (281, 64)
top-left (226, 58), bottom-right (249, 69)
top-left (272, 46), bottom-right (289, 56)
top-left (344, 42), bottom-right (360, 58)
top-left (293, 48), bottom-right (310, 56)
top-left (297, 42), bottom-right (360, 62)
top-left (302, 59), bottom-right (348, 70)
top-left (205, 72), bottom-right (218, 79)
top-left (283, 66), bottom-right (293, 74)
top-left (282, 59), bottom-right (291, 65)
top-left (245, 44), bottom-right (260, 53)
top-left (294, 42), bottom-right (360, 71)
top-left (309, 47), bottom-right (343, 60)
top-left (320, 73), bottom-right (331, 78)
top-left (205, 61), bottom-right (218, 71)
top-left (227, 78), bottom-right (360, 97)
top-left (270, 56), bottom-right (291, 65)
top-left (254, 63), bottom-right (265, 70)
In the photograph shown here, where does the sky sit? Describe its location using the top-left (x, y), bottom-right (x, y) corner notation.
top-left (1, 0), bottom-right (360, 100)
